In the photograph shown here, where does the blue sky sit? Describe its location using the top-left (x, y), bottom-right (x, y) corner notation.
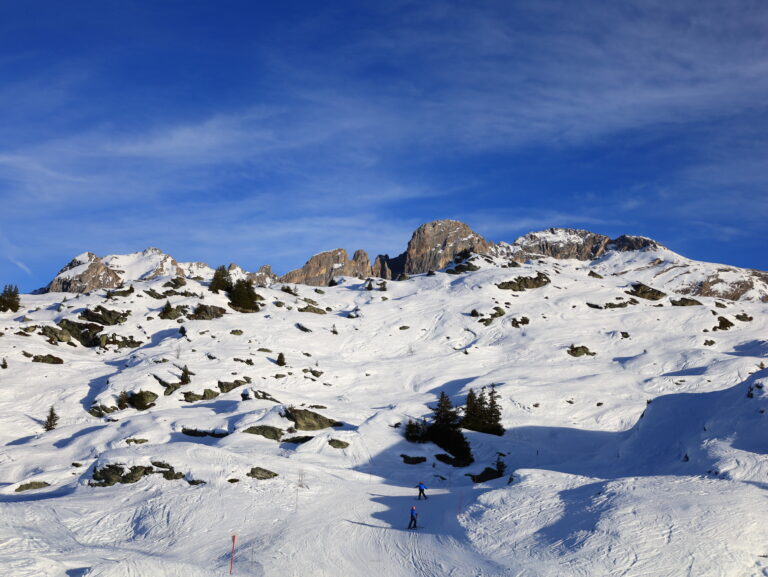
top-left (1, 1), bottom-right (766, 292)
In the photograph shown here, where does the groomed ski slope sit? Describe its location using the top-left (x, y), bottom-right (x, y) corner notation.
top-left (0, 255), bottom-right (766, 576)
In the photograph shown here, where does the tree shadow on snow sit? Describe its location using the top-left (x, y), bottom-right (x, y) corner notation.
top-left (349, 491), bottom-right (468, 536)
top-left (533, 480), bottom-right (611, 549)
top-left (352, 370), bottom-right (768, 542)
top-left (53, 425), bottom-right (107, 448)
top-left (727, 339), bottom-right (768, 358)
top-left (661, 366), bottom-right (709, 377)
top-left (504, 369), bottom-right (768, 479)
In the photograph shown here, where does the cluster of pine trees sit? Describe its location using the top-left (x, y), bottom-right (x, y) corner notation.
top-left (209, 266), bottom-right (261, 312)
top-left (405, 391), bottom-right (474, 466)
top-left (462, 385), bottom-right (504, 436)
top-left (0, 285), bottom-right (21, 312)
top-left (404, 385), bottom-right (505, 465)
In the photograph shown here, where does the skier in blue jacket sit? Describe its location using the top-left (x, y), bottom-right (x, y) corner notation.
top-left (416, 481), bottom-right (428, 500)
top-left (408, 506), bottom-right (418, 529)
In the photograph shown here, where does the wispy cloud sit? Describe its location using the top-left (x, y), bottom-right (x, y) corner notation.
top-left (0, 229), bottom-right (32, 276)
top-left (1, 0), bottom-right (766, 289)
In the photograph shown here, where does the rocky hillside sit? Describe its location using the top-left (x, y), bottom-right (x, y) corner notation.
top-left (501, 228), bottom-right (768, 301)
top-left (1, 246), bottom-right (766, 576)
top-left (41, 221), bottom-right (768, 301)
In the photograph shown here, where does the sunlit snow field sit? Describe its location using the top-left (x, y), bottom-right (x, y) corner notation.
top-left (1, 251), bottom-right (766, 576)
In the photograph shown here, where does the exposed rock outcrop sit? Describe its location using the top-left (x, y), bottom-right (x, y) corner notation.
top-left (44, 248), bottom-right (277, 294)
top-left (47, 253), bottom-right (122, 293)
top-left (39, 221), bottom-right (768, 300)
top-left (248, 265), bottom-right (278, 287)
top-left (46, 248), bottom-right (184, 294)
top-left (506, 228), bottom-right (659, 262)
top-left (280, 249), bottom-right (371, 286)
top-left (374, 220), bottom-right (492, 279)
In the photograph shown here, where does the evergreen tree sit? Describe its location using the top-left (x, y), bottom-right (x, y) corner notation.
top-left (161, 300), bottom-right (173, 316)
top-left (476, 387), bottom-right (490, 428)
top-left (432, 391), bottom-right (459, 429)
top-left (403, 391), bottom-right (474, 465)
top-left (1, 357), bottom-right (7, 369)
top-left (364, 279), bottom-right (373, 291)
top-left (209, 266), bottom-right (232, 294)
top-left (229, 279), bottom-right (259, 312)
top-left (180, 365), bottom-right (191, 385)
top-left (462, 388), bottom-right (480, 430)
top-left (276, 352), bottom-right (286, 367)
top-left (427, 391), bottom-right (473, 464)
top-left (43, 406), bottom-right (59, 431)
top-left (328, 278), bottom-right (338, 287)
top-left (404, 418), bottom-right (427, 442)
top-left (117, 391), bottom-right (129, 410)
top-left (461, 386), bottom-right (504, 435)
top-left (0, 285), bottom-right (20, 312)
top-left (486, 384), bottom-right (504, 435)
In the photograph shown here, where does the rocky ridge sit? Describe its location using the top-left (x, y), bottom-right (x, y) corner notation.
top-left (372, 220), bottom-right (493, 279)
top-left (281, 249), bottom-right (370, 286)
top-left (41, 221), bottom-right (768, 301)
top-left (503, 228), bottom-right (660, 261)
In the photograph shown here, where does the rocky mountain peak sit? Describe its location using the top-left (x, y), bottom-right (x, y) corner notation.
top-left (39, 221), bottom-right (766, 300)
top-left (373, 219), bottom-right (493, 279)
top-left (509, 228), bottom-right (660, 261)
top-left (47, 252), bottom-right (122, 294)
top-left (280, 248), bottom-right (371, 286)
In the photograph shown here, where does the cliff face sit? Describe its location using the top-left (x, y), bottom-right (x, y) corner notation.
top-left (46, 248), bottom-right (187, 294)
top-left (374, 220), bottom-right (492, 279)
top-left (47, 253), bottom-right (123, 293)
top-left (279, 249), bottom-right (371, 286)
top-left (248, 265), bottom-right (278, 287)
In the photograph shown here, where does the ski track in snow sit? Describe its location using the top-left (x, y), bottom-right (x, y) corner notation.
top-left (0, 254), bottom-right (767, 576)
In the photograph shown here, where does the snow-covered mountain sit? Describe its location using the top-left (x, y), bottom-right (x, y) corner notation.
top-left (43, 248), bottom-right (274, 294)
top-left (42, 221), bottom-right (768, 302)
top-left (3, 227), bottom-right (767, 576)
top-left (500, 227), bottom-right (768, 302)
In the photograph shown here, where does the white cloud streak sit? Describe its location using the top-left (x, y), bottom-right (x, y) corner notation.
top-left (1, 0), bottom-right (766, 288)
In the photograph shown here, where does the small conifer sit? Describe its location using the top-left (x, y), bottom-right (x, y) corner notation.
top-left (404, 418), bottom-right (427, 442)
top-left (43, 406), bottom-right (59, 431)
top-left (0, 285), bottom-right (21, 312)
top-left (432, 391), bottom-right (459, 429)
top-left (462, 388), bottom-right (480, 430)
top-left (229, 279), bottom-right (260, 312)
top-left (486, 384), bottom-right (504, 435)
top-left (209, 266), bottom-right (233, 294)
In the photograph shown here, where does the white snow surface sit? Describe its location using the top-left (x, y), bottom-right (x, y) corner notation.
top-left (1, 257), bottom-right (767, 576)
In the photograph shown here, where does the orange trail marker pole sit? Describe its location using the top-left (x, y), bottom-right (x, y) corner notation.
top-left (230, 534), bottom-right (237, 575)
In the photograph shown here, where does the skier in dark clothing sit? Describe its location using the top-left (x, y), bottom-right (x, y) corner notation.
top-left (408, 506), bottom-right (418, 529)
top-left (416, 481), bottom-right (428, 500)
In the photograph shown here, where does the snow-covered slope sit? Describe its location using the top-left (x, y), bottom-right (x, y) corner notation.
top-left (1, 255), bottom-right (766, 576)
top-left (500, 228), bottom-right (768, 301)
